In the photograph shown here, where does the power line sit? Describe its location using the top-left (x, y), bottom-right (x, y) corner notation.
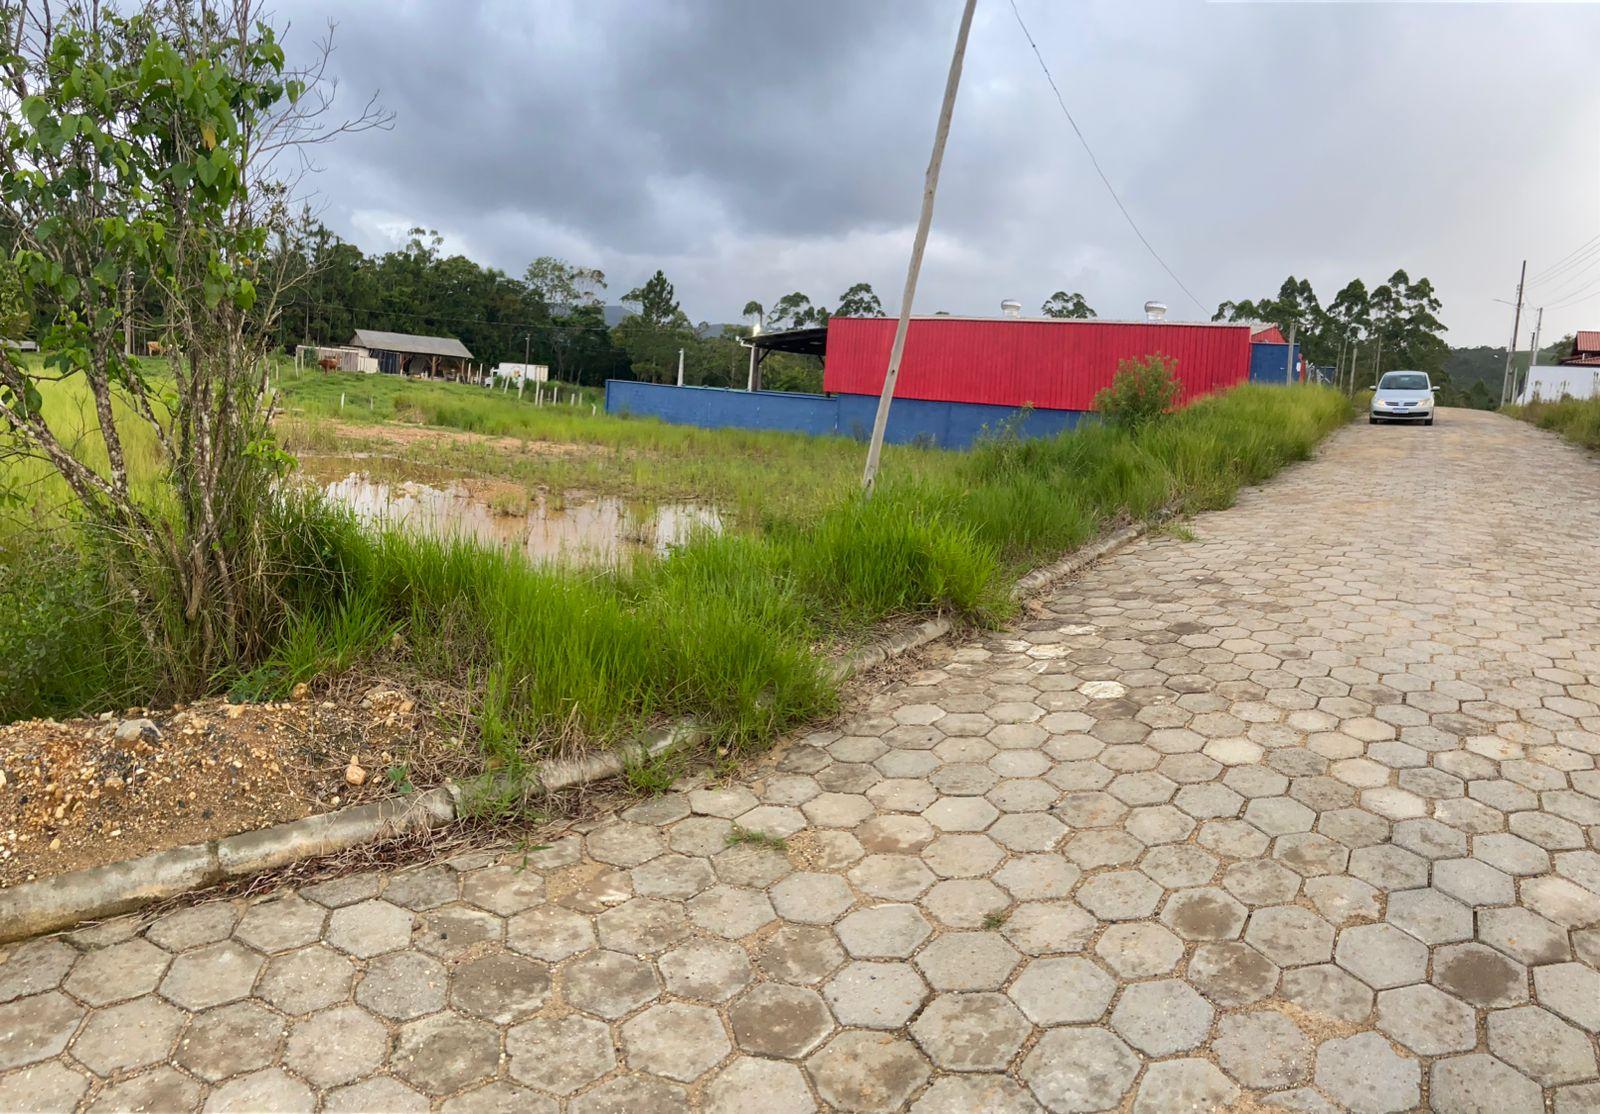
top-left (1544, 272), bottom-right (1600, 311)
top-left (1540, 252), bottom-right (1600, 302)
top-left (1528, 234), bottom-right (1600, 286)
top-left (1007, 0), bottom-right (1208, 315)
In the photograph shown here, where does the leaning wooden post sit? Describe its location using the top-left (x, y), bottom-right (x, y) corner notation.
top-left (861, 0), bottom-right (977, 494)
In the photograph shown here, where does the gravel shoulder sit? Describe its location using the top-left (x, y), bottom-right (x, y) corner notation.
top-left (0, 687), bottom-right (444, 886)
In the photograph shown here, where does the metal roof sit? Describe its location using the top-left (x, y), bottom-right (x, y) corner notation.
top-left (1573, 330), bottom-right (1600, 354)
top-left (349, 329), bottom-right (473, 359)
top-left (745, 326), bottom-right (828, 358)
top-left (902, 314), bottom-right (1245, 329)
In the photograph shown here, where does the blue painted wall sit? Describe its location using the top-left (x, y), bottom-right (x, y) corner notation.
top-left (604, 381), bottom-right (1084, 449)
top-left (1249, 342), bottom-right (1304, 384)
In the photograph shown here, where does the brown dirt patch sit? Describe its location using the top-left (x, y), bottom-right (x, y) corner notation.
top-left (321, 419), bottom-right (604, 459)
top-left (0, 685), bottom-right (450, 886)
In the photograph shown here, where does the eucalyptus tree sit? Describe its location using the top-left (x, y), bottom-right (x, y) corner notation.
top-left (835, 282), bottom-right (885, 318)
top-left (1041, 290), bottom-right (1095, 318)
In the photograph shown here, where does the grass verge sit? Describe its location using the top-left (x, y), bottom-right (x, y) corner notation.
top-left (1508, 396), bottom-right (1600, 451)
top-left (3, 383), bottom-right (1349, 814)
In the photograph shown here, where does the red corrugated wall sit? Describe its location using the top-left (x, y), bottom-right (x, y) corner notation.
top-left (822, 317), bottom-right (1253, 411)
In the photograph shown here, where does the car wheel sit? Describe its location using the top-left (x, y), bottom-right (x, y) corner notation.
top-left (1368, 416), bottom-right (1378, 424)
top-left (1424, 417), bottom-right (1433, 426)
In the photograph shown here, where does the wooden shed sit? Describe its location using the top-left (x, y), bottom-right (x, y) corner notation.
top-left (349, 329), bottom-right (473, 379)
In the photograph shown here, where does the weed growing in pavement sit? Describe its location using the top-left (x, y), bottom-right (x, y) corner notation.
top-left (1155, 521), bottom-right (1199, 543)
top-left (514, 840), bottom-right (553, 872)
top-left (982, 909), bottom-right (1013, 929)
top-left (623, 748), bottom-right (682, 796)
top-left (726, 826), bottom-right (789, 852)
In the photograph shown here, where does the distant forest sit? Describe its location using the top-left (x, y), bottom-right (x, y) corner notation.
top-left (1210, 271), bottom-right (1579, 410)
top-left (264, 224), bottom-right (889, 392)
top-left (15, 209), bottom-right (1573, 408)
top-left (1441, 339), bottom-right (1575, 409)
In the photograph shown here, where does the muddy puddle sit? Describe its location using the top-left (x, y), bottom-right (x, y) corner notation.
top-left (300, 457), bottom-right (721, 565)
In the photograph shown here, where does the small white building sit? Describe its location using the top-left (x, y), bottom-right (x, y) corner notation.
top-left (491, 362), bottom-right (549, 386)
top-left (1518, 365), bottom-right (1600, 404)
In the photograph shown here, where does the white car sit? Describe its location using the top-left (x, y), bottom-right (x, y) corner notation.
top-left (1369, 371), bottom-right (1438, 425)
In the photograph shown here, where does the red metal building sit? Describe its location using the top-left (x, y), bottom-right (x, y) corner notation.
top-left (821, 316), bottom-right (1254, 411)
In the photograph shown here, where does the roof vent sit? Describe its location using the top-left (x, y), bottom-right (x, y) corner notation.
top-left (1144, 300), bottom-right (1168, 322)
top-left (1001, 299), bottom-right (1023, 319)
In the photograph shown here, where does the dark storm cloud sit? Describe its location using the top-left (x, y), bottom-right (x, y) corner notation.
top-left (276, 0), bottom-right (1600, 343)
top-left (291, 1), bottom-right (949, 250)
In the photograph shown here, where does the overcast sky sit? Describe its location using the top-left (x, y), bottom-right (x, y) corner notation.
top-left (273, 0), bottom-right (1600, 347)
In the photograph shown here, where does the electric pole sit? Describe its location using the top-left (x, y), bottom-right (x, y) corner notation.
top-left (1520, 306), bottom-right (1544, 404)
top-left (861, 0), bottom-right (977, 494)
top-left (1500, 260), bottom-right (1526, 406)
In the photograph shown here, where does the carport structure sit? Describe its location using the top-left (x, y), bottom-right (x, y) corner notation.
top-left (741, 325), bottom-right (826, 391)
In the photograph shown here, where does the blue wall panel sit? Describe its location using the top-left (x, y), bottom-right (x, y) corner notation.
top-left (1249, 342), bottom-right (1303, 384)
top-left (605, 381), bottom-right (1084, 449)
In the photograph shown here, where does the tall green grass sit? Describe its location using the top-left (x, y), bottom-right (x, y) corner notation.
top-left (278, 369), bottom-right (601, 439)
top-left (3, 381), bottom-right (1349, 803)
top-left (274, 369), bottom-right (961, 525)
top-left (1510, 396), bottom-right (1600, 451)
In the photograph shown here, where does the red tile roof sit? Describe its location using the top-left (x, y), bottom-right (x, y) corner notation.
top-left (1575, 330), bottom-right (1600, 354)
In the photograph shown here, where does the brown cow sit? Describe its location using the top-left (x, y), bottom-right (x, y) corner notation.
top-left (318, 356), bottom-right (339, 372)
top-left (145, 340), bottom-right (163, 357)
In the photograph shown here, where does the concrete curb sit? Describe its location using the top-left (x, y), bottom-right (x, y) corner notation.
top-left (0, 789), bottom-right (458, 944)
top-left (0, 522), bottom-right (1149, 943)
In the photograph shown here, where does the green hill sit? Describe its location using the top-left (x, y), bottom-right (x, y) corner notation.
top-left (1441, 337), bottom-right (1573, 408)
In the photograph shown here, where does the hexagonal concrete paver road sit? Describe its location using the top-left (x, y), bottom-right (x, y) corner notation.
top-left (4, 409), bottom-right (1600, 1110)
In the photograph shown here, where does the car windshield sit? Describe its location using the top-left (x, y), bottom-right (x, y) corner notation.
top-left (1379, 373), bottom-right (1429, 391)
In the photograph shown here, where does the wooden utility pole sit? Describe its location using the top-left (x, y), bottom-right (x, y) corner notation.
top-left (861, 0), bottom-right (978, 494)
top-left (1500, 260), bottom-right (1526, 406)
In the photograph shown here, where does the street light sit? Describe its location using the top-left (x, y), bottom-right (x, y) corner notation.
top-left (745, 310), bottom-right (762, 392)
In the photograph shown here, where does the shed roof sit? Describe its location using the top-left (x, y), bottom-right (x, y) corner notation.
top-left (1574, 330), bottom-right (1600, 354)
top-left (350, 329), bottom-right (473, 359)
top-left (745, 325), bottom-right (828, 358)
